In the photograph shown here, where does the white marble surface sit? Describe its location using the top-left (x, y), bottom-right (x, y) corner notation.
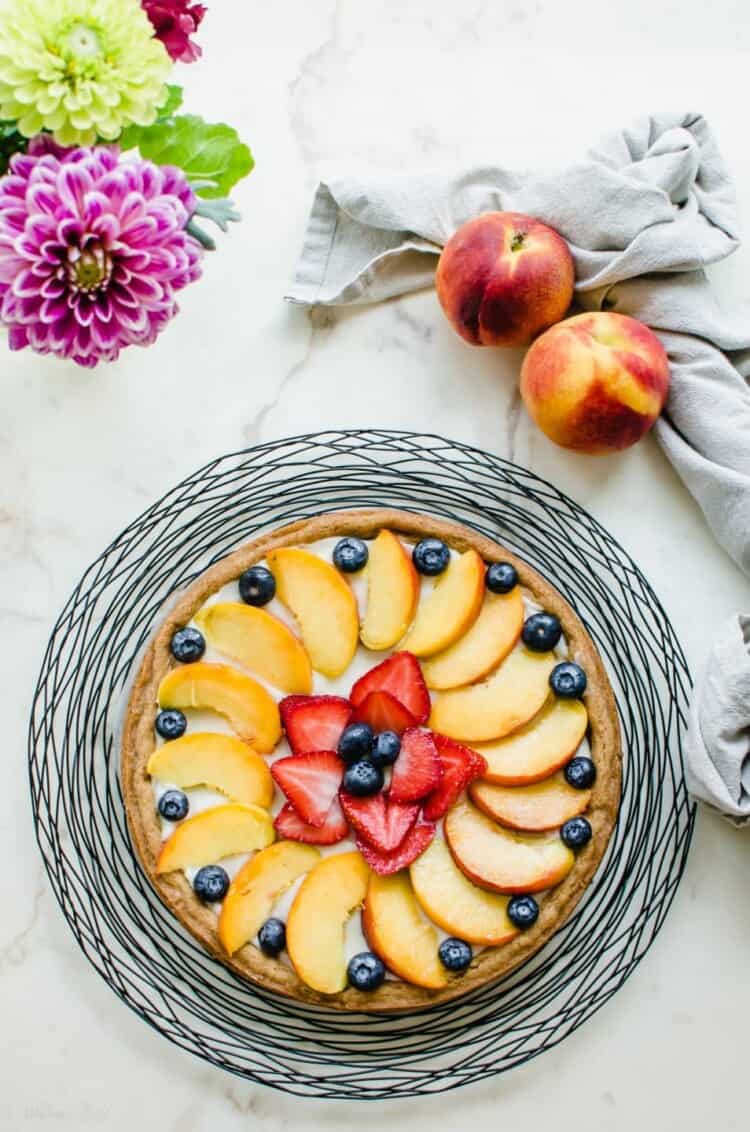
top-left (3, 1), bottom-right (750, 1128)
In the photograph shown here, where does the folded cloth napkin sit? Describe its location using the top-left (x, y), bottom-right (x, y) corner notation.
top-left (286, 111), bottom-right (750, 824)
top-left (688, 615), bottom-right (750, 824)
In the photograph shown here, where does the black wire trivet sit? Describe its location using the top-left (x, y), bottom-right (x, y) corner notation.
top-left (28, 430), bottom-right (694, 1100)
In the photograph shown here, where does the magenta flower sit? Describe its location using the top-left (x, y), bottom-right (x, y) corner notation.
top-left (0, 139), bottom-right (203, 368)
top-left (142, 0), bottom-right (207, 64)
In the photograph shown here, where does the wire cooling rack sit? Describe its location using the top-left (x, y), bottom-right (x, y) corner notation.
top-left (28, 430), bottom-right (694, 1100)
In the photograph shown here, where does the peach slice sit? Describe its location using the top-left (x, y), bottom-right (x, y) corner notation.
top-left (445, 797), bottom-right (574, 894)
top-left (218, 841), bottom-right (320, 955)
top-left (266, 548), bottom-right (359, 678)
top-left (362, 871), bottom-right (447, 989)
top-left (421, 587), bottom-right (524, 690)
top-left (146, 733), bottom-right (274, 808)
top-left (470, 773), bottom-right (591, 831)
top-left (156, 803), bottom-right (275, 874)
top-left (410, 835), bottom-right (518, 945)
top-left (286, 851), bottom-right (369, 994)
top-left (157, 662), bottom-right (281, 753)
top-left (429, 647), bottom-right (556, 743)
top-left (194, 602), bottom-right (312, 694)
top-left (400, 548), bottom-right (484, 658)
top-left (476, 698), bottom-right (588, 785)
top-left (360, 530), bottom-right (419, 651)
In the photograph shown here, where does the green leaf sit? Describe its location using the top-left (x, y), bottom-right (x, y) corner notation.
top-left (118, 85), bottom-right (183, 150)
top-left (158, 85), bottom-right (184, 117)
top-left (0, 122), bottom-right (27, 175)
top-left (187, 197), bottom-right (243, 247)
top-left (193, 196), bottom-right (242, 232)
top-left (121, 114), bottom-right (254, 199)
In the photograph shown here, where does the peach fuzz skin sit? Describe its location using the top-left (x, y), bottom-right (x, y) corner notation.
top-left (436, 211), bottom-right (575, 347)
top-left (519, 311), bottom-right (670, 455)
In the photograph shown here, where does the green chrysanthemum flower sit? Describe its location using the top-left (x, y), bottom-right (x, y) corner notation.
top-left (0, 0), bottom-right (171, 146)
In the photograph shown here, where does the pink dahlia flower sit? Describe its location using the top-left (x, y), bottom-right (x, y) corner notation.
top-left (0, 140), bottom-right (203, 368)
top-left (142, 0), bottom-right (207, 64)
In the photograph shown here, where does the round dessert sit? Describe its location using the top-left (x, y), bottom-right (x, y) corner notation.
top-left (121, 510), bottom-right (621, 1012)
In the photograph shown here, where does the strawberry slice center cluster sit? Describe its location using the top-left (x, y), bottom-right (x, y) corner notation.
top-left (271, 652), bottom-right (486, 873)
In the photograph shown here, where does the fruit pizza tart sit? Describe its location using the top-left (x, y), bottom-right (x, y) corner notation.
top-left (122, 510), bottom-right (621, 1011)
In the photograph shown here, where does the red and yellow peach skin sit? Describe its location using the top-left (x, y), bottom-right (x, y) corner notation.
top-left (436, 211), bottom-right (575, 347)
top-left (519, 311), bottom-right (670, 454)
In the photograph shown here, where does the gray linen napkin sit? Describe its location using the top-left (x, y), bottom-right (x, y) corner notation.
top-left (286, 111), bottom-right (750, 823)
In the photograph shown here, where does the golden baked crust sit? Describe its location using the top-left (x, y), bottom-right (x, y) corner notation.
top-left (121, 509), bottom-right (621, 1012)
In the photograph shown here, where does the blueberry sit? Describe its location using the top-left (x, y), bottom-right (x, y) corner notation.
top-left (438, 937), bottom-right (472, 973)
top-left (193, 864), bottom-right (229, 902)
top-left (239, 565), bottom-right (276, 606)
top-left (550, 661), bottom-right (587, 699)
top-left (521, 612), bottom-right (562, 652)
top-left (486, 562), bottom-right (518, 594)
top-left (158, 789), bottom-right (189, 822)
top-left (370, 730), bottom-right (401, 768)
top-left (561, 816), bottom-right (592, 850)
top-left (170, 626), bottom-right (205, 663)
top-left (258, 917), bottom-right (286, 957)
top-left (155, 709), bottom-right (187, 740)
top-left (342, 760), bottom-right (384, 796)
top-left (564, 756), bottom-right (597, 790)
top-left (507, 895), bottom-right (539, 930)
top-left (337, 722), bottom-right (375, 763)
top-left (412, 538), bottom-right (450, 576)
top-left (333, 537), bottom-right (369, 573)
top-left (347, 951), bottom-right (386, 991)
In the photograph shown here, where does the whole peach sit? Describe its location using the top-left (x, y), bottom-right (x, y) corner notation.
top-left (519, 312), bottom-right (670, 455)
top-left (436, 211), bottom-right (575, 347)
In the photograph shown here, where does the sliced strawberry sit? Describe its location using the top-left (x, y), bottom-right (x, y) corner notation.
top-left (339, 792), bottom-right (419, 853)
top-left (271, 750), bottom-right (344, 827)
top-left (423, 734), bottom-right (488, 821)
top-left (350, 690), bottom-right (416, 735)
top-left (389, 727), bottom-right (442, 803)
top-left (279, 695), bottom-right (352, 755)
top-left (356, 820), bottom-right (436, 876)
top-left (350, 652), bottom-right (430, 725)
top-left (274, 799), bottom-right (348, 845)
